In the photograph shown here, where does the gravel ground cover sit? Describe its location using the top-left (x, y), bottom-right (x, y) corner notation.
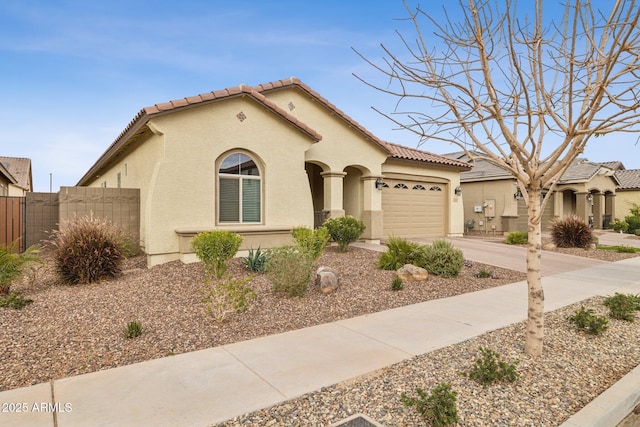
top-left (1, 245), bottom-right (524, 392)
top-left (216, 296), bottom-right (640, 427)
top-left (2, 241), bottom-right (638, 426)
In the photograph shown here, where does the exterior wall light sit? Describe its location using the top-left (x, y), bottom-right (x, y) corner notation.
top-left (587, 193), bottom-right (593, 202)
top-left (454, 186), bottom-right (462, 196)
top-left (375, 177), bottom-right (385, 190)
top-left (514, 187), bottom-right (523, 200)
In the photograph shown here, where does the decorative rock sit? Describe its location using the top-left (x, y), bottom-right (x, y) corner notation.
top-left (316, 266), bottom-right (340, 294)
top-left (396, 264), bottom-right (428, 282)
top-left (543, 243), bottom-right (557, 250)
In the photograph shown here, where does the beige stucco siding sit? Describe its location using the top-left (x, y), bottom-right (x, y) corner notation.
top-left (460, 179), bottom-right (518, 233)
top-left (88, 97), bottom-right (316, 265)
top-left (616, 190), bottom-right (640, 220)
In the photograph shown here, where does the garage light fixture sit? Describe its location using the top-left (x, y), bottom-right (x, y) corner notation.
top-left (375, 178), bottom-right (385, 190)
top-left (587, 193), bottom-right (593, 202)
top-left (454, 186), bottom-right (462, 196)
top-left (514, 187), bottom-right (523, 200)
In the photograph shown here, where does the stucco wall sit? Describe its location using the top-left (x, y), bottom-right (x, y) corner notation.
top-left (616, 190), bottom-right (640, 220)
top-left (459, 179), bottom-right (518, 234)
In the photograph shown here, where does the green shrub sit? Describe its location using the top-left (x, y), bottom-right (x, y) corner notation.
top-left (291, 226), bottom-right (330, 261)
top-left (567, 306), bottom-right (609, 335)
top-left (505, 231), bottom-right (528, 245)
top-left (0, 291), bottom-right (33, 310)
top-left (323, 216), bottom-right (366, 252)
top-left (191, 230), bottom-right (243, 279)
top-left (603, 293), bottom-right (640, 322)
top-left (401, 382), bottom-right (458, 427)
top-left (123, 320), bottom-right (143, 338)
top-left (50, 216), bottom-right (133, 285)
top-left (200, 274), bottom-right (256, 322)
top-left (391, 277), bottom-right (404, 291)
top-left (265, 246), bottom-right (315, 297)
top-left (476, 270), bottom-right (492, 278)
top-left (609, 220), bottom-right (629, 233)
top-left (550, 215), bottom-right (594, 248)
top-left (378, 237), bottom-right (421, 270)
top-left (419, 240), bottom-right (464, 278)
top-left (626, 215), bottom-right (640, 235)
top-left (617, 245), bottom-right (639, 253)
top-left (0, 242), bottom-right (41, 294)
top-left (464, 347), bottom-right (519, 387)
top-left (243, 247), bottom-right (267, 273)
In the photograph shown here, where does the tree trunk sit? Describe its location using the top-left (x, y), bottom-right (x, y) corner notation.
top-left (524, 187), bottom-right (544, 356)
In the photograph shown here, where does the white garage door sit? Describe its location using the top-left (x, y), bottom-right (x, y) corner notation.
top-left (382, 179), bottom-right (446, 238)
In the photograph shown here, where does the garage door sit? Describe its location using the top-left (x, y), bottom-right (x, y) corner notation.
top-left (382, 179), bottom-right (446, 238)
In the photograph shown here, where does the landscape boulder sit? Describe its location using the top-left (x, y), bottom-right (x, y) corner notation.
top-left (397, 264), bottom-right (429, 282)
top-left (315, 266), bottom-right (340, 294)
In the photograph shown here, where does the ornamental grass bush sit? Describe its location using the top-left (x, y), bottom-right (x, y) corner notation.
top-left (0, 241), bottom-right (41, 294)
top-left (378, 236), bottom-right (421, 270)
top-left (50, 215), bottom-right (134, 285)
top-left (550, 215), bottom-right (594, 248)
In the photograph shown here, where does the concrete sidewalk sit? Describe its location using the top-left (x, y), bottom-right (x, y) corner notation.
top-left (1, 255), bottom-right (640, 426)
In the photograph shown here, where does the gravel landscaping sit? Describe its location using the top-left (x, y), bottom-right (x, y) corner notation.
top-left (1, 240), bottom-right (638, 426)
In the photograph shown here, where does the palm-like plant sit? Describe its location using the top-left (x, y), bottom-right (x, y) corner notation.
top-left (0, 242), bottom-right (41, 294)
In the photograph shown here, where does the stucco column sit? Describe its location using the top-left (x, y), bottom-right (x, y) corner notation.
top-left (320, 171), bottom-right (346, 218)
top-left (360, 175), bottom-right (383, 242)
top-left (592, 192), bottom-right (604, 229)
top-left (575, 192), bottom-right (592, 226)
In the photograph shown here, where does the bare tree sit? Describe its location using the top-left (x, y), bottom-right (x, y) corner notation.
top-left (355, 0), bottom-right (640, 355)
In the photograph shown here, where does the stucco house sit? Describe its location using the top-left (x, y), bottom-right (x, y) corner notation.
top-left (614, 169), bottom-right (640, 219)
top-left (77, 78), bottom-right (470, 266)
top-left (447, 153), bottom-right (619, 233)
top-left (0, 156), bottom-right (33, 196)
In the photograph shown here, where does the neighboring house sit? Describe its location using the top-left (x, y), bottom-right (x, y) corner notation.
top-left (0, 161), bottom-right (17, 196)
top-left (614, 169), bottom-right (640, 219)
top-left (77, 78), bottom-right (470, 266)
top-left (447, 153), bottom-right (619, 233)
top-left (0, 156), bottom-right (33, 196)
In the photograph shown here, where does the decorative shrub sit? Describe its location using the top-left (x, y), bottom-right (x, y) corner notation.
top-left (378, 237), bottom-right (421, 270)
top-left (123, 321), bottom-right (143, 338)
top-left (609, 220), bottom-right (629, 233)
top-left (603, 293), bottom-right (640, 322)
top-left (567, 306), bottom-right (609, 335)
top-left (0, 242), bottom-right (41, 294)
top-left (420, 240), bottom-right (464, 278)
top-left (391, 277), bottom-right (404, 291)
top-left (476, 270), bottom-right (492, 278)
top-left (243, 247), bottom-right (267, 273)
top-left (464, 347), bottom-right (519, 387)
top-left (265, 246), bottom-right (315, 297)
top-left (625, 214), bottom-right (640, 235)
top-left (550, 215), bottom-right (594, 248)
top-left (323, 216), bottom-right (366, 252)
top-left (401, 382), bottom-right (458, 426)
top-left (291, 226), bottom-right (330, 261)
top-left (50, 216), bottom-right (133, 285)
top-left (191, 230), bottom-right (243, 279)
top-left (0, 291), bottom-right (33, 310)
top-left (505, 231), bottom-right (528, 245)
top-left (200, 274), bottom-right (256, 322)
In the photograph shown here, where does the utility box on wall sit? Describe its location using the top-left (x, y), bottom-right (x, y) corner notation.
top-left (473, 205), bottom-right (483, 213)
top-left (484, 199), bottom-right (496, 218)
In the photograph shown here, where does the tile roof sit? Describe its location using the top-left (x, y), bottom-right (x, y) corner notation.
top-left (0, 156), bottom-right (31, 190)
top-left (0, 161), bottom-right (17, 184)
top-left (382, 141), bottom-right (472, 169)
top-left (615, 169), bottom-right (640, 190)
top-left (78, 78), bottom-right (471, 185)
top-left (598, 161), bottom-right (625, 171)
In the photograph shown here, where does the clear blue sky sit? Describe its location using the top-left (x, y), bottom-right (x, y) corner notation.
top-left (1, 1), bottom-right (638, 192)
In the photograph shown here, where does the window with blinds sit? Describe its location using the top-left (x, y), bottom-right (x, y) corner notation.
top-left (218, 153), bottom-right (261, 223)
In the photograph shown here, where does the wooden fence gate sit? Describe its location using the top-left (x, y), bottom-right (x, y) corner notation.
top-left (0, 196), bottom-right (26, 251)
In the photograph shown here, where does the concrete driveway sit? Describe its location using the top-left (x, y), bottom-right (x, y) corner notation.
top-left (412, 236), bottom-right (607, 276)
top-left (594, 230), bottom-right (640, 248)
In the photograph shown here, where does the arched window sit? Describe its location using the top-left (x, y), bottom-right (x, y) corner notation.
top-left (429, 185), bottom-right (442, 191)
top-left (413, 184), bottom-right (426, 190)
top-left (218, 152), bottom-right (261, 223)
top-left (394, 183), bottom-right (408, 189)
